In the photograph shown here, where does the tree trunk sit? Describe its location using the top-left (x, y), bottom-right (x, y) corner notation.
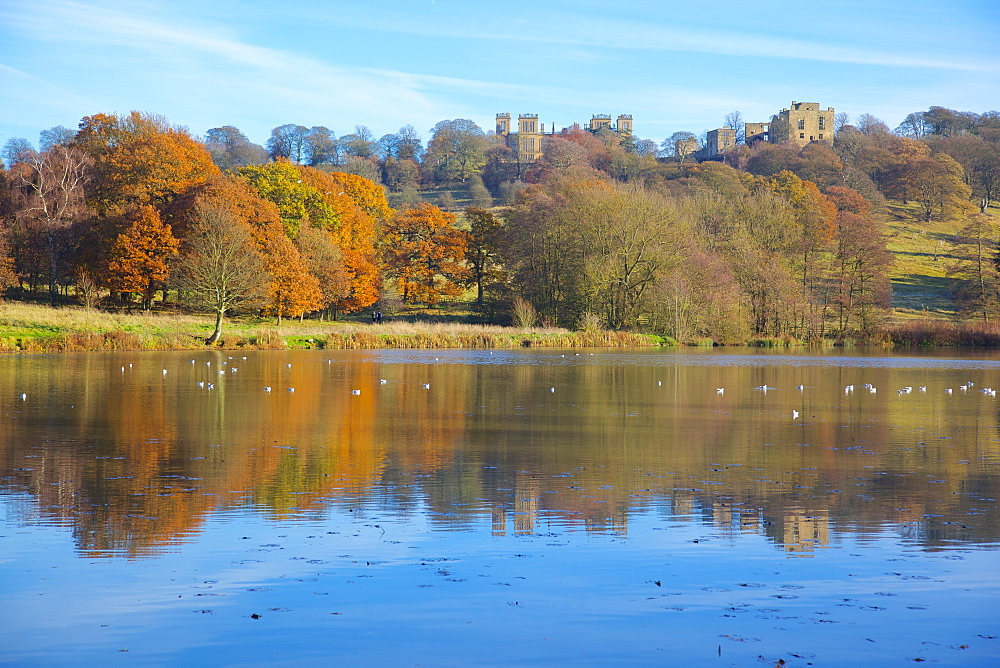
top-left (206, 309), bottom-right (224, 345)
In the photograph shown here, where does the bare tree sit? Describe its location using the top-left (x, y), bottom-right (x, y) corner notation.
top-left (8, 145), bottom-right (92, 304)
top-left (723, 111), bottom-right (745, 144)
top-left (172, 202), bottom-right (269, 344)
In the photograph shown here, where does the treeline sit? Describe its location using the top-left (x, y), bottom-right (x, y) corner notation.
top-left (0, 105), bottom-right (998, 343)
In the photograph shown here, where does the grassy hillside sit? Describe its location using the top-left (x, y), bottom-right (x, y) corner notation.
top-left (884, 201), bottom-right (999, 322)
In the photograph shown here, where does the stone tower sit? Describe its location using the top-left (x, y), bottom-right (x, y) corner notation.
top-left (769, 102), bottom-right (835, 147)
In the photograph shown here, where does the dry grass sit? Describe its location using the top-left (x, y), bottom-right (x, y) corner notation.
top-left (0, 303), bottom-right (659, 353)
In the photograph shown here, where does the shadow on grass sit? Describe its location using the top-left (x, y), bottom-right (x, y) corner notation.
top-left (892, 274), bottom-right (954, 313)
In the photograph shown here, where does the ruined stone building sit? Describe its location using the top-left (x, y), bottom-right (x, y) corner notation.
top-left (768, 101), bottom-right (835, 147)
top-left (697, 101), bottom-right (835, 160)
top-left (496, 113), bottom-right (633, 165)
top-left (695, 127), bottom-right (737, 159)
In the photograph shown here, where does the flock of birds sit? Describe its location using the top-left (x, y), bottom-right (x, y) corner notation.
top-left (708, 381), bottom-right (997, 397)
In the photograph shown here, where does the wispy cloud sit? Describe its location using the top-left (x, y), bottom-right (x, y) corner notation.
top-left (328, 6), bottom-right (997, 73)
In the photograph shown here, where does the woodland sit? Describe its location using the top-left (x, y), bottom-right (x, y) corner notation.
top-left (1, 105), bottom-right (998, 346)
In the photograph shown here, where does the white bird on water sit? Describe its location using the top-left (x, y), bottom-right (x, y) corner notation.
top-left (550, 387), bottom-right (555, 393)
top-left (263, 386), bottom-right (271, 392)
top-left (422, 383), bottom-right (431, 389)
top-left (380, 379), bottom-right (388, 385)
top-left (19, 393), bottom-right (26, 401)
top-left (352, 389), bottom-right (361, 396)
top-left (287, 387), bottom-right (295, 393)
top-left (716, 388), bottom-right (725, 395)
top-left (796, 384), bottom-right (805, 391)
top-left (945, 388), bottom-right (953, 394)
top-left (792, 410), bottom-right (799, 420)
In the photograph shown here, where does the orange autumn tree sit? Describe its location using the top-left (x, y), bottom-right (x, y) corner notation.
top-left (383, 203), bottom-right (470, 305)
top-left (75, 111), bottom-right (219, 215)
top-left (251, 220), bottom-right (322, 322)
top-left (172, 175), bottom-right (322, 322)
top-left (293, 167), bottom-right (389, 314)
top-left (105, 204), bottom-right (179, 308)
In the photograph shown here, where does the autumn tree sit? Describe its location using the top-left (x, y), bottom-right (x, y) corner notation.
top-left (885, 153), bottom-right (973, 222)
top-left (424, 119), bottom-right (490, 183)
top-left (293, 167), bottom-right (388, 314)
top-left (829, 211), bottom-right (892, 334)
top-left (6, 145), bottom-right (93, 304)
top-left (75, 111), bottom-right (219, 215)
top-left (383, 204), bottom-right (470, 305)
top-left (172, 201), bottom-right (269, 343)
top-left (295, 224), bottom-right (349, 318)
top-left (251, 220), bottom-right (323, 322)
top-left (949, 214), bottom-right (1000, 322)
top-left (462, 207), bottom-right (505, 306)
top-left (235, 160), bottom-right (338, 237)
top-left (105, 204), bottom-right (179, 309)
top-left (204, 126), bottom-right (268, 170)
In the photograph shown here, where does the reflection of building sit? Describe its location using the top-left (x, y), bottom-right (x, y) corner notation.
top-left (496, 113), bottom-right (633, 166)
top-left (780, 509), bottom-right (830, 555)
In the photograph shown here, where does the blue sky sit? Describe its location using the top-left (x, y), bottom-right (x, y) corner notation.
top-left (1, 0), bottom-right (998, 150)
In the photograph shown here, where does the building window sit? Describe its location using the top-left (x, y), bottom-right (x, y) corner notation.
top-left (818, 133), bottom-right (824, 139)
top-left (800, 133), bottom-right (805, 139)
top-left (797, 119), bottom-right (806, 130)
top-left (818, 118), bottom-right (826, 130)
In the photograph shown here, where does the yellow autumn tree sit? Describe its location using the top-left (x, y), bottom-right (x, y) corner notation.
top-left (294, 167), bottom-right (389, 314)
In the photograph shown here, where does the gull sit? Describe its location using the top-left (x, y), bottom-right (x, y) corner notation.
top-left (657, 381), bottom-right (662, 386)
top-left (121, 366), bottom-right (125, 373)
top-left (287, 363), bottom-right (292, 368)
top-left (869, 387), bottom-right (877, 394)
top-left (380, 379), bottom-right (388, 384)
top-left (796, 384), bottom-right (805, 391)
top-left (945, 388), bottom-right (953, 394)
top-left (717, 388), bottom-right (725, 394)
top-left (422, 383), bottom-right (431, 389)
top-left (197, 382), bottom-right (204, 388)
top-left (960, 385), bottom-right (968, 392)
top-left (287, 387), bottom-right (295, 392)
top-left (264, 386), bottom-right (271, 392)
top-left (19, 393), bottom-right (26, 400)
top-left (550, 387), bottom-right (555, 392)
top-left (352, 389), bottom-right (361, 395)
top-left (792, 410), bottom-right (799, 420)
top-left (191, 360), bottom-right (195, 364)
top-left (844, 385), bottom-right (854, 393)
top-left (207, 383), bottom-right (214, 390)
top-left (918, 386), bottom-right (926, 392)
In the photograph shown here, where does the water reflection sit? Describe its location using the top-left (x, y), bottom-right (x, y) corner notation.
top-left (1, 348), bottom-right (997, 558)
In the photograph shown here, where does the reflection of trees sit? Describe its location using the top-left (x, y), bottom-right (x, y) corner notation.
top-left (1, 352), bottom-right (999, 556)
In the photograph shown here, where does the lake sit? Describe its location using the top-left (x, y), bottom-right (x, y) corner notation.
top-left (1, 347), bottom-right (998, 666)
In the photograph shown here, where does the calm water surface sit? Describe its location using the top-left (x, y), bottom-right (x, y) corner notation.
top-left (1, 348), bottom-right (998, 666)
